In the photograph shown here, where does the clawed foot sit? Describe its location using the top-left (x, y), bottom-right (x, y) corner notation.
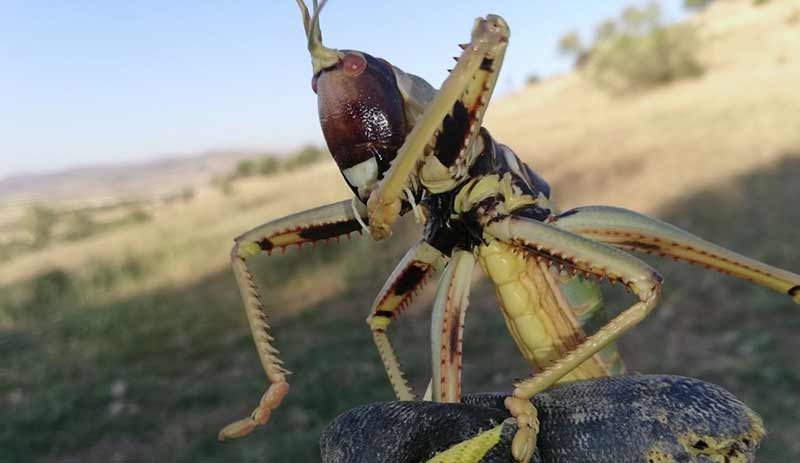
top-left (504, 395), bottom-right (538, 463)
top-left (366, 191), bottom-right (401, 240)
top-left (219, 381), bottom-right (290, 441)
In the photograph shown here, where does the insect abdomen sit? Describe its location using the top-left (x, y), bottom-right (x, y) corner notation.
top-left (477, 240), bottom-right (609, 381)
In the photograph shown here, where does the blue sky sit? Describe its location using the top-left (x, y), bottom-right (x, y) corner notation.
top-left (0, 1), bottom-right (685, 178)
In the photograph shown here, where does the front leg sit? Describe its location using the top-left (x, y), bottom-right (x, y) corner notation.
top-left (551, 205), bottom-right (800, 303)
top-left (367, 15), bottom-right (510, 239)
top-left (219, 199), bottom-right (368, 440)
top-left (485, 215), bottom-right (663, 463)
top-left (367, 240), bottom-right (446, 400)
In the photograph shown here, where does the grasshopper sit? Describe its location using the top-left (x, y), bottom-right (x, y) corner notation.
top-left (219, 2), bottom-right (800, 461)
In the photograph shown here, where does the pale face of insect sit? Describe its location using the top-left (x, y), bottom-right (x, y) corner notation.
top-left (313, 51), bottom-right (407, 202)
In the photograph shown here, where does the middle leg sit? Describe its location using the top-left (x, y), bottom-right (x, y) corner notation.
top-left (430, 249), bottom-right (476, 403)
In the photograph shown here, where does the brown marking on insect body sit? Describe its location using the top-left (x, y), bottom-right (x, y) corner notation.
top-left (616, 240), bottom-right (662, 252)
top-left (480, 58), bottom-right (494, 71)
top-left (512, 239), bottom-right (588, 274)
top-left (376, 268), bottom-right (431, 315)
top-left (257, 238), bottom-right (274, 251)
top-left (590, 230), bottom-right (779, 280)
top-left (394, 264), bottom-right (430, 295)
top-left (512, 238), bottom-right (639, 290)
top-left (555, 209), bottom-right (580, 219)
top-left (374, 310), bottom-right (395, 319)
top-left (789, 285), bottom-right (800, 297)
top-left (434, 100), bottom-right (471, 167)
top-left (437, 274), bottom-right (465, 401)
top-left (512, 204), bottom-right (551, 222)
top-left (297, 220), bottom-right (362, 241)
top-left (448, 314), bottom-right (461, 363)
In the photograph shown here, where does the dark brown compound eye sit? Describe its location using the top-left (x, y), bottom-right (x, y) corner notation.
top-left (342, 52), bottom-right (367, 77)
top-left (311, 73), bottom-right (320, 94)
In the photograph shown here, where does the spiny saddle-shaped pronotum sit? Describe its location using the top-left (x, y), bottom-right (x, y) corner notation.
top-left (218, 2), bottom-right (800, 461)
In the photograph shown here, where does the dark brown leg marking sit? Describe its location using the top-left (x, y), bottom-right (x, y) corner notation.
top-left (297, 220), bottom-right (362, 241)
top-left (394, 265), bottom-right (429, 295)
top-left (374, 310), bottom-right (395, 319)
top-left (434, 100), bottom-right (471, 167)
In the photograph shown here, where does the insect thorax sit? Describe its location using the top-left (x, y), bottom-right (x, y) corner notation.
top-left (421, 128), bottom-right (553, 256)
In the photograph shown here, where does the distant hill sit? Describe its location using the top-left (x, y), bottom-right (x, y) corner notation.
top-left (0, 150), bottom-right (260, 205)
top-left (2, 2), bottom-right (799, 462)
top-left (3, 0), bottom-right (797, 214)
top-left (485, 0), bottom-right (800, 212)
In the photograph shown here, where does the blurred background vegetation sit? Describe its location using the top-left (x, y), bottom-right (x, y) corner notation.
top-left (2, 0), bottom-right (799, 462)
top-left (558, 2), bottom-right (705, 92)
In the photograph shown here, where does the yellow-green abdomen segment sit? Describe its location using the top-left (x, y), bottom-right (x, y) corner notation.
top-left (478, 240), bottom-right (609, 381)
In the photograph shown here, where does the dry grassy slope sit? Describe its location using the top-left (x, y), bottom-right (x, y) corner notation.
top-left (0, 150), bottom-right (258, 205)
top-left (0, 162), bottom-right (352, 289)
top-left (484, 0), bottom-right (800, 213)
top-left (4, 1), bottom-right (799, 300)
top-left (4, 4), bottom-right (800, 462)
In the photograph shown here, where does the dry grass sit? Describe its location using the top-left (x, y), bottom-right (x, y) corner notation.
top-left (0, 162), bottom-right (352, 303)
top-left (5, 1), bottom-right (797, 298)
top-left (485, 0), bottom-right (800, 213)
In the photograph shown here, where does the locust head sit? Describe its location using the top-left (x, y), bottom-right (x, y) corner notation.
top-left (296, 0), bottom-right (408, 203)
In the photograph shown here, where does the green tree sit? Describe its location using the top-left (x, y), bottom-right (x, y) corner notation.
top-left (64, 210), bottom-right (96, 241)
top-left (258, 156), bottom-right (281, 175)
top-left (285, 145), bottom-right (326, 170)
top-left (621, 4), bottom-right (660, 33)
top-left (557, 31), bottom-right (583, 58)
top-left (180, 187), bottom-right (195, 202)
top-left (235, 159), bottom-right (256, 177)
top-left (25, 204), bottom-right (57, 247)
top-left (595, 19), bottom-right (618, 43)
top-left (128, 206), bottom-right (151, 224)
top-left (684, 0), bottom-right (714, 10)
top-left (526, 74), bottom-right (541, 85)
top-left (581, 1), bottom-right (703, 93)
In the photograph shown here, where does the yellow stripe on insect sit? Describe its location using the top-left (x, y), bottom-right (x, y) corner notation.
top-left (454, 173), bottom-right (537, 216)
top-left (421, 156), bottom-right (462, 193)
top-left (237, 242), bottom-right (262, 259)
top-left (270, 232), bottom-right (304, 247)
top-left (499, 174), bottom-right (537, 211)
top-left (426, 424), bottom-right (504, 463)
top-left (378, 294), bottom-right (406, 312)
top-left (455, 175), bottom-right (500, 213)
top-left (368, 315), bottom-right (391, 331)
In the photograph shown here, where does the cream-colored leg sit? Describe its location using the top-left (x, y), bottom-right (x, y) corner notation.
top-left (367, 240), bottom-right (445, 400)
top-left (430, 250), bottom-right (476, 403)
top-left (552, 205), bottom-right (800, 303)
top-left (219, 199), bottom-right (368, 440)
